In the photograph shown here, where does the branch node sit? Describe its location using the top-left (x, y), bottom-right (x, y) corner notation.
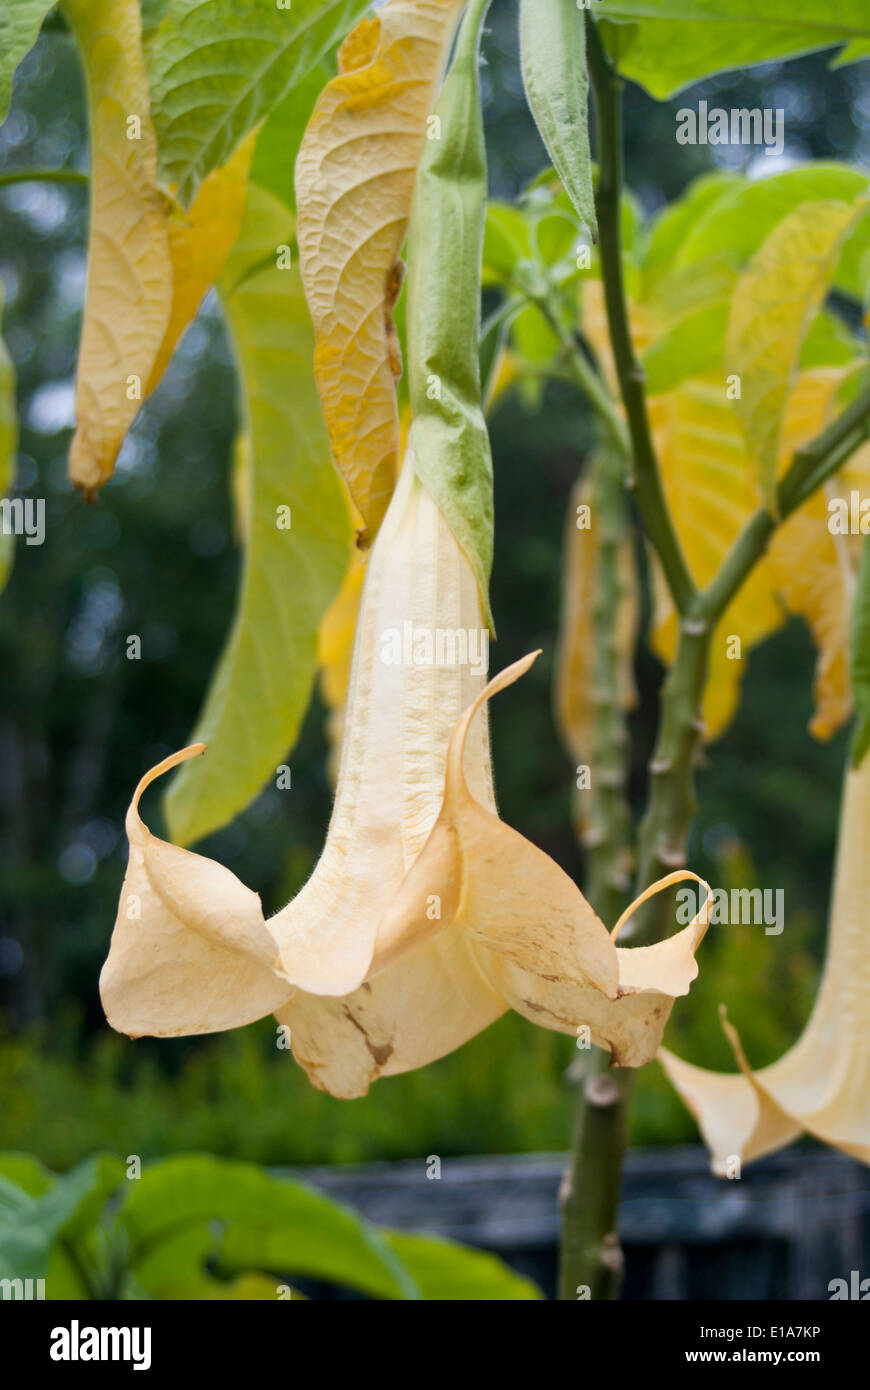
top-left (586, 1072), bottom-right (621, 1107)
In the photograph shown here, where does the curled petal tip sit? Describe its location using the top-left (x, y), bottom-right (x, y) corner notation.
top-left (130, 743), bottom-right (208, 820)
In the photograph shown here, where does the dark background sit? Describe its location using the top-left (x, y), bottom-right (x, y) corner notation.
top-left (0, 1), bottom-right (867, 1168)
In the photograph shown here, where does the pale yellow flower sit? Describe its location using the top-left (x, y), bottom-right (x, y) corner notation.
top-left (102, 456), bottom-right (711, 1097)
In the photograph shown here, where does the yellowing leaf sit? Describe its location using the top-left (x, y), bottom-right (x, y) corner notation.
top-left (725, 198), bottom-right (860, 513)
top-left (146, 131), bottom-right (255, 395)
top-left (296, 0), bottom-right (465, 543)
top-left (63, 0), bottom-right (172, 494)
top-left (647, 377), bottom-right (785, 740)
top-left (766, 371), bottom-right (870, 739)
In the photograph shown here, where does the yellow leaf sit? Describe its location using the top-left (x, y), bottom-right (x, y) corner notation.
top-left (64, 0), bottom-right (171, 493)
top-left (146, 131), bottom-right (255, 395)
top-left (766, 371), bottom-right (870, 739)
top-left (296, 0), bottom-right (465, 543)
top-left (724, 198), bottom-right (859, 513)
top-left (648, 377), bottom-right (785, 740)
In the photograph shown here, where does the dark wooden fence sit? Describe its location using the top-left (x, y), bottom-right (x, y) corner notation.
top-left (298, 1145), bottom-right (870, 1300)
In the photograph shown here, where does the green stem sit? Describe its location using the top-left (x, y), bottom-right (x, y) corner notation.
top-left (584, 14), bottom-right (696, 617)
top-left (534, 292), bottom-right (630, 458)
top-left (629, 620), bottom-right (711, 942)
top-left (559, 1058), bottom-right (632, 1301)
top-left (558, 446), bottom-right (635, 1299)
top-left (0, 169), bottom-right (87, 189)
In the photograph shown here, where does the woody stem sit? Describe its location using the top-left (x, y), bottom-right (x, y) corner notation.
top-left (558, 446), bottom-right (635, 1300)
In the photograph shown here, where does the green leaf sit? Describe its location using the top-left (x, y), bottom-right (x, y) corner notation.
top-left (0, 1152), bottom-right (52, 1199)
top-left (511, 300), bottom-right (561, 365)
top-left (0, 1154), bottom-right (123, 1283)
top-left (850, 536), bottom-right (870, 768)
top-left (249, 59), bottom-right (333, 214)
top-left (724, 197), bottom-right (862, 511)
top-left (385, 1230), bottom-right (544, 1300)
top-left (148, 0), bottom-right (369, 206)
top-left (674, 165), bottom-right (870, 275)
top-left (642, 300), bottom-right (731, 395)
top-left (164, 183), bottom-right (351, 847)
top-left (122, 1155), bottom-right (420, 1300)
top-left (597, 0), bottom-right (870, 99)
top-left (832, 37), bottom-right (870, 66)
top-left (0, 0), bottom-right (54, 122)
top-left (482, 202), bottom-right (531, 286)
top-left (406, 0), bottom-right (495, 632)
top-left (642, 171), bottom-right (743, 288)
top-left (519, 0), bottom-right (596, 243)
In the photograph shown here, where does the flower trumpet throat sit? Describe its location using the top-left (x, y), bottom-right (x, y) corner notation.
top-left (102, 458), bottom-right (712, 1098)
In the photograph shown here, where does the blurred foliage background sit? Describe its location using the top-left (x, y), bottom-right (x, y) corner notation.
top-left (0, 0), bottom-right (866, 1170)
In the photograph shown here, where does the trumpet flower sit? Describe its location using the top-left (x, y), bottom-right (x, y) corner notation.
top-left (102, 456), bottom-right (712, 1098)
top-left (660, 750), bottom-right (870, 1171)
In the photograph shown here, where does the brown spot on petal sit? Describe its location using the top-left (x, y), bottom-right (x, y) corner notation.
top-left (341, 1005), bottom-right (393, 1068)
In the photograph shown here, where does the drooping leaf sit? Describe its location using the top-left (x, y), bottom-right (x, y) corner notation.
top-left (406, 0), bottom-right (495, 629)
top-left (296, 0), bottom-right (465, 544)
top-left (725, 198), bottom-right (861, 512)
top-left (519, 0), bottom-right (596, 243)
top-left (146, 130), bottom-right (255, 394)
top-left (164, 185), bottom-right (351, 847)
top-left (597, 0), bottom-right (870, 99)
top-left (62, 0), bottom-right (172, 493)
top-left (148, 0), bottom-right (369, 208)
top-left (0, 0), bottom-right (55, 122)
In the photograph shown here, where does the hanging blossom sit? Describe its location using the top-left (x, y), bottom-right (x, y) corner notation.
top-left (102, 456), bottom-right (712, 1098)
top-left (661, 750), bottom-right (870, 1171)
